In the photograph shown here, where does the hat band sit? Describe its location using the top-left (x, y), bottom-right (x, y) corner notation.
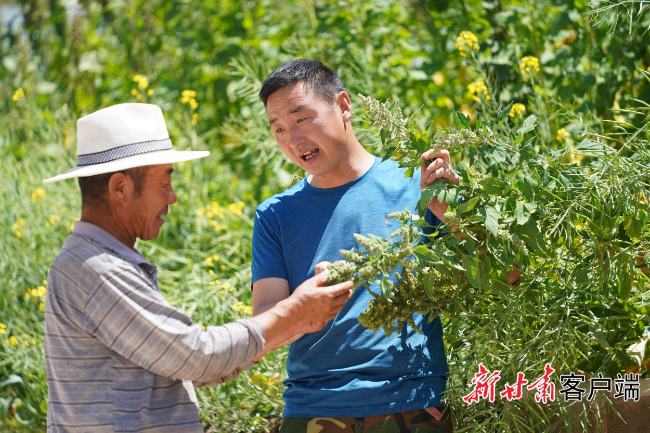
top-left (76, 138), bottom-right (173, 166)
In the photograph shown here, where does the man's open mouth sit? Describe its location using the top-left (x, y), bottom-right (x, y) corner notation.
top-left (301, 149), bottom-right (319, 161)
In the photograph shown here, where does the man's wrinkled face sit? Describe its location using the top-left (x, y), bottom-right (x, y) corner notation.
top-left (266, 82), bottom-right (349, 178)
top-left (126, 164), bottom-right (177, 241)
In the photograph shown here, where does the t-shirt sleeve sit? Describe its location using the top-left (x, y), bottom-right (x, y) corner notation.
top-left (251, 208), bottom-right (289, 286)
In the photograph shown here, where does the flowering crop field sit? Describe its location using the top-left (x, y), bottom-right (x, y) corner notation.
top-left (1, 0), bottom-right (650, 432)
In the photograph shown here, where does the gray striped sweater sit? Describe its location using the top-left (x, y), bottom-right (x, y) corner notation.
top-left (45, 229), bottom-right (265, 432)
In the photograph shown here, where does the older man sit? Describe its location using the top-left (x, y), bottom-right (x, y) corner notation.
top-left (42, 103), bottom-right (353, 432)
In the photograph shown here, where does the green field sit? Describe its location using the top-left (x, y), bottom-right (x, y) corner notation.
top-left (1, 0), bottom-right (649, 431)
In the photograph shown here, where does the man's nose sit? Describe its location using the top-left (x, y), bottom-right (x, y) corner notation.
top-left (168, 187), bottom-right (177, 205)
top-left (288, 125), bottom-right (305, 148)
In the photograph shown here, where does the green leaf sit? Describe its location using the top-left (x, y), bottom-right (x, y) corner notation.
top-left (438, 187), bottom-right (459, 208)
top-left (618, 265), bottom-right (633, 302)
top-left (575, 139), bottom-right (611, 155)
top-left (380, 276), bottom-right (393, 298)
top-left (515, 202), bottom-right (537, 225)
top-left (511, 220), bottom-right (548, 256)
top-left (479, 256), bottom-right (492, 289)
top-left (516, 176), bottom-right (537, 201)
top-left (484, 205), bottom-right (500, 236)
top-left (517, 115), bottom-right (537, 136)
top-left (519, 138), bottom-right (536, 163)
top-left (413, 245), bottom-right (441, 263)
top-left (497, 101), bottom-right (514, 124)
top-left (483, 177), bottom-right (506, 195)
top-left (417, 181), bottom-right (447, 217)
top-left (463, 255), bottom-right (481, 288)
top-left (382, 146), bottom-right (396, 161)
top-left (0, 374), bottom-right (23, 388)
top-left (423, 272), bottom-right (435, 297)
top-left (452, 111), bottom-right (471, 129)
top-left (458, 197), bottom-right (480, 214)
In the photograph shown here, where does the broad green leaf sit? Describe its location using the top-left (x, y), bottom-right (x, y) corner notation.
top-left (463, 255), bottom-right (481, 288)
top-left (423, 272), bottom-right (435, 297)
top-left (512, 220), bottom-right (548, 256)
top-left (483, 177), bottom-right (506, 195)
top-left (458, 197), bottom-right (480, 214)
top-left (438, 187), bottom-right (459, 208)
top-left (515, 202), bottom-right (537, 225)
top-left (519, 138), bottom-right (536, 163)
top-left (484, 205), bottom-right (500, 236)
top-left (516, 176), bottom-right (537, 201)
top-left (413, 245), bottom-right (441, 263)
top-left (517, 115), bottom-right (537, 136)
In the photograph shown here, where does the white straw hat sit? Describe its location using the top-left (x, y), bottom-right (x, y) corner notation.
top-left (43, 103), bottom-right (209, 183)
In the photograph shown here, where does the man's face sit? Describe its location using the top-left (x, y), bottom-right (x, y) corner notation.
top-left (266, 82), bottom-right (349, 178)
top-left (125, 164), bottom-right (177, 241)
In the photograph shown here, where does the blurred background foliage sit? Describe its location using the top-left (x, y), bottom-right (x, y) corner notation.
top-left (1, 0), bottom-right (649, 431)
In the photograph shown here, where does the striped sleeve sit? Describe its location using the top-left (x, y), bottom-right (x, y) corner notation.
top-left (81, 263), bottom-right (265, 386)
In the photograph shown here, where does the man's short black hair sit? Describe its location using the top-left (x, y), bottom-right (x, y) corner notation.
top-left (78, 166), bottom-right (149, 209)
top-left (259, 59), bottom-right (346, 107)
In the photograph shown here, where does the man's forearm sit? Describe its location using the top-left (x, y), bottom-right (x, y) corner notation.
top-left (250, 298), bottom-right (300, 348)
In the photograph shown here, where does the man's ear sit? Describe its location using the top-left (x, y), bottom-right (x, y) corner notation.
top-left (337, 91), bottom-right (352, 124)
top-left (107, 172), bottom-right (132, 205)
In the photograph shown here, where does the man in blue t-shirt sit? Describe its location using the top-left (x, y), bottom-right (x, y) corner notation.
top-left (251, 59), bottom-right (460, 432)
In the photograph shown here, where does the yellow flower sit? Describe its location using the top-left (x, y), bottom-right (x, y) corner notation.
top-left (181, 90), bottom-right (197, 98)
top-left (66, 217), bottom-right (79, 232)
top-left (432, 72), bottom-right (444, 85)
top-left (31, 339), bottom-right (37, 346)
top-left (227, 201), bottom-right (245, 216)
top-left (201, 325), bottom-right (206, 331)
top-left (0, 323), bottom-right (6, 335)
top-left (556, 128), bottom-right (570, 142)
top-left (46, 214), bottom-right (62, 228)
top-left (192, 113), bottom-right (198, 120)
top-left (12, 87), bottom-right (25, 101)
top-left (131, 89), bottom-right (138, 96)
top-left (220, 265), bottom-right (227, 271)
top-left (221, 282), bottom-right (232, 290)
top-left (219, 290), bottom-right (225, 295)
top-left (39, 302), bottom-right (45, 311)
top-left (232, 301), bottom-right (253, 315)
top-left (456, 31), bottom-right (480, 57)
top-left (32, 188), bottom-right (46, 202)
top-left (509, 103), bottom-right (526, 119)
top-left (147, 89), bottom-right (154, 96)
top-left (520, 56), bottom-right (540, 81)
top-left (177, 114), bottom-right (184, 121)
top-left (467, 80), bottom-right (490, 102)
top-left (189, 99), bottom-right (198, 110)
top-left (132, 74), bottom-right (149, 89)
top-left (7, 336), bottom-right (18, 346)
top-left (209, 279), bottom-right (221, 286)
top-left (13, 218), bottom-right (25, 238)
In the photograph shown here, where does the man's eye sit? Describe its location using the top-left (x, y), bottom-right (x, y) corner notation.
top-left (297, 117), bottom-right (308, 123)
top-left (275, 128), bottom-right (284, 134)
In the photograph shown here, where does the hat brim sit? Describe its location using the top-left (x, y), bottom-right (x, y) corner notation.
top-left (43, 149), bottom-right (210, 183)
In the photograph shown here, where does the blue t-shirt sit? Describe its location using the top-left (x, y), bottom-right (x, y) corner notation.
top-left (251, 157), bottom-right (448, 418)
